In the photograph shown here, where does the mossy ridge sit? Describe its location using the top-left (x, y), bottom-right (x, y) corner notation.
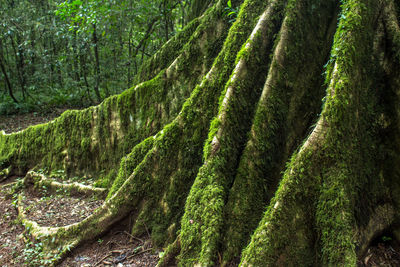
top-left (316, 0), bottom-right (389, 264)
top-left (106, 136), bottom-right (155, 199)
top-left (177, 0), bottom-right (290, 265)
top-left (222, 0), bottom-right (339, 263)
top-left (381, 0), bottom-right (400, 222)
top-left (0, 77), bottom-right (173, 186)
top-left (240, 0), bottom-right (390, 265)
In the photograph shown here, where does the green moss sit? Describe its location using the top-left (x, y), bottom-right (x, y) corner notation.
top-left (80, 137), bottom-right (91, 151)
top-left (241, 0), bottom-right (387, 265)
top-left (135, 17), bottom-right (201, 84)
top-left (240, 150), bottom-right (319, 266)
top-left (222, 0), bottom-right (339, 262)
top-left (104, 0), bottom-right (281, 259)
top-left (11, 0), bottom-right (247, 258)
top-left (107, 137), bottom-right (155, 199)
top-left (94, 169), bottom-right (117, 189)
top-left (0, 0), bottom-right (228, 188)
top-left (178, 0), bottom-right (293, 264)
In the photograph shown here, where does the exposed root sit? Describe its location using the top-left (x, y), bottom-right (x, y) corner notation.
top-left (24, 171), bottom-right (107, 199)
top-left (16, 184), bottom-right (126, 266)
top-left (17, 195), bottom-right (63, 237)
top-left (17, 196), bottom-right (66, 266)
top-left (0, 181), bottom-right (16, 190)
top-left (13, 173), bottom-right (107, 265)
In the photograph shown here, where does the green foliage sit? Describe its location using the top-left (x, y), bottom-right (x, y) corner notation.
top-left (382, 236), bottom-right (392, 242)
top-left (19, 239), bottom-right (63, 266)
top-left (0, 97), bottom-right (36, 115)
top-left (0, 86), bottom-right (90, 115)
top-left (224, 0), bottom-right (240, 23)
top-left (0, 0), bottom-right (193, 114)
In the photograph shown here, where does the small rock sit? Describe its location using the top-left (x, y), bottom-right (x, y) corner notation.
top-left (75, 256), bottom-right (90, 262)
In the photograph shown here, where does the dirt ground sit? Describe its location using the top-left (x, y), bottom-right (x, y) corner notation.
top-left (0, 181), bottom-right (159, 266)
top-left (0, 111), bottom-right (160, 266)
top-left (0, 178), bottom-right (25, 266)
top-left (1, 110), bottom-right (400, 266)
top-left (0, 108), bottom-right (69, 134)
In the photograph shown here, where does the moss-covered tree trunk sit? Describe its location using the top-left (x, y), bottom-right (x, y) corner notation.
top-left (2, 0), bottom-right (400, 265)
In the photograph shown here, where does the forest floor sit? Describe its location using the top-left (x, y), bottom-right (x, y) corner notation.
top-left (0, 181), bottom-right (159, 266)
top-left (1, 110), bottom-right (400, 266)
top-left (0, 108), bottom-right (68, 134)
top-left (0, 110), bottom-right (160, 266)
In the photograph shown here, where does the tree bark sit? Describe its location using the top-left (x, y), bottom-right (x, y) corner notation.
top-left (80, 44), bottom-right (93, 104)
top-left (0, 38), bottom-right (17, 103)
top-left (0, 54), bottom-right (18, 103)
top-left (128, 27), bottom-right (133, 87)
top-left (92, 23), bottom-right (102, 102)
top-left (188, 0), bottom-right (213, 22)
top-left (9, 34), bottom-right (26, 99)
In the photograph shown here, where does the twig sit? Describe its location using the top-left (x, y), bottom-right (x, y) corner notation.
top-left (144, 223), bottom-right (151, 239)
top-left (94, 253), bottom-right (112, 266)
top-left (124, 231), bottom-right (144, 243)
top-left (0, 181), bottom-right (16, 189)
top-left (0, 176), bottom-right (9, 183)
top-left (127, 248), bottom-right (153, 260)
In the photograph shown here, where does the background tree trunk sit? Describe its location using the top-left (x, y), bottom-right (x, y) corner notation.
top-left (0, 55), bottom-right (18, 103)
top-left (188, 0), bottom-right (214, 21)
top-left (92, 23), bottom-right (102, 102)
